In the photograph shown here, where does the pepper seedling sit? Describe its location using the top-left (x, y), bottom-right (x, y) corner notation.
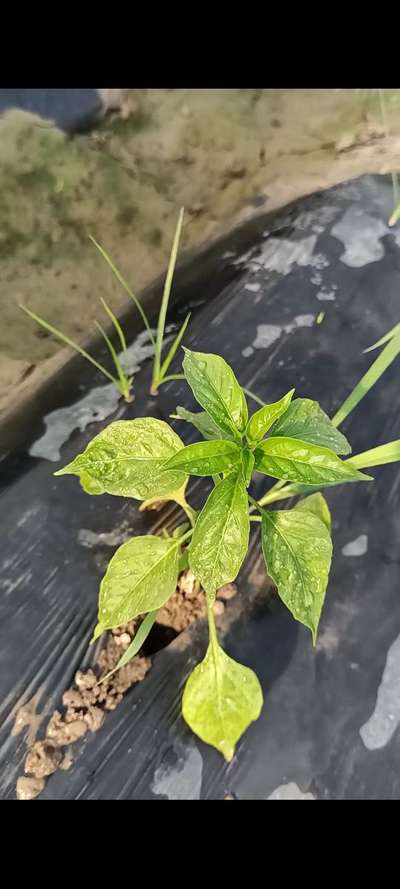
top-left (54, 347), bottom-right (400, 761)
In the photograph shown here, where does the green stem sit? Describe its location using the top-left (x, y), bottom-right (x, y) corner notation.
top-left (180, 500), bottom-right (197, 528)
top-left (206, 594), bottom-right (219, 655)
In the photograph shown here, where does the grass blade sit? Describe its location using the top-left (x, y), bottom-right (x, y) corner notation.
top-left (153, 208), bottom-right (184, 386)
top-left (243, 387), bottom-right (266, 407)
top-left (20, 304), bottom-right (119, 387)
top-left (363, 323), bottom-right (400, 353)
top-left (98, 611), bottom-right (158, 684)
top-left (332, 331), bottom-right (400, 427)
top-left (159, 312), bottom-right (191, 380)
top-left (347, 439), bottom-right (400, 470)
top-left (389, 200), bottom-right (400, 227)
top-left (100, 297), bottom-right (127, 352)
top-left (95, 321), bottom-right (131, 400)
top-left (89, 235), bottom-right (156, 348)
top-left (157, 373), bottom-right (186, 386)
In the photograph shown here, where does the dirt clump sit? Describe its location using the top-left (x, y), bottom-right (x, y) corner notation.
top-left (17, 621), bottom-right (151, 800)
top-left (16, 776), bottom-right (46, 801)
top-left (15, 569), bottom-right (237, 799)
top-left (157, 571), bottom-right (237, 632)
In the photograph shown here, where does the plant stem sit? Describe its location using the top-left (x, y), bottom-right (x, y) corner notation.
top-left (179, 500), bottom-right (198, 528)
top-left (206, 594), bottom-right (219, 655)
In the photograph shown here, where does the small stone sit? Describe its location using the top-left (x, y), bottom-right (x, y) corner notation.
top-left (75, 669), bottom-right (97, 690)
top-left (83, 706), bottom-right (105, 733)
top-left (16, 776), bottom-right (45, 801)
top-left (62, 689), bottom-right (85, 709)
top-left (46, 710), bottom-right (87, 746)
top-left (213, 601), bottom-right (225, 617)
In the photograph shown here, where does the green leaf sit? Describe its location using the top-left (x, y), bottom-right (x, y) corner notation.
top-left (182, 641), bottom-right (263, 761)
top-left (241, 448), bottom-right (255, 487)
top-left (182, 348), bottom-right (248, 439)
top-left (254, 436), bottom-right (372, 486)
top-left (89, 235), bottom-right (156, 348)
top-left (363, 323), bottom-right (400, 353)
top-left (332, 331), bottom-right (400, 427)
top-left (54, 418), bottom-right (187, 500)
top-left (164, 440), bottom-right (242, 476)
top-left (261, 509), bottom-right (333, 643)
top-left (153, 208), bottom-right (184, 386)
top-left (347, 439), bottom-right (400, 470)
top-left (99, 610), bottom-right (158, 683)
top-left (270, 398), bottom-right (351, 455)
top-left (245, 389), bottom-right (295, 446)
top-left (171, 406), bottom-right (233, 441)
top-left (294, 492), bottom-right (332, 532)
top-left (189, 472), bottom-right (250, 595)
top-left (93, 534), bottom-right (183, 639)
top-left (159, 313), bottom-right (191, 381)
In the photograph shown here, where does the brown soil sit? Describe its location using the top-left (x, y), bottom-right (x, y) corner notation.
top-left (15, 568), bottom-right (237, 800)
top-left (3, 89), bottom-right (400, 416)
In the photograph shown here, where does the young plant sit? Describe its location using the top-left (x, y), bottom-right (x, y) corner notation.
top-left (20, 298), bottom-right (133, 402)
top-left (54, 345), bottom-right (400, 761)
top-left (90, 208), bottom-right (190, 396)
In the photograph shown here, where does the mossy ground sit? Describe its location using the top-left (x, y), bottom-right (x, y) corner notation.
top-left (2, 89), bottom-right (400, 408)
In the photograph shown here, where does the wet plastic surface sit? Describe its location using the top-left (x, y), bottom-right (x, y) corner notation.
top-left (1, 175), bottom-right (400, 800)
top-left (0, 89), bottom-right (103, 132)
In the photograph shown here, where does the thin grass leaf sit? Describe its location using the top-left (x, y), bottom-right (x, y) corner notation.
top-left (100, 297), bottom-right (127, 352)
top-left (159, 312), bottom-right (191, 380)
top-left (332, 331), bottom-right (400, 427)
top-left (20, 304), bottom-right (119, 387)
top-left (95, 321), bottom-right (131, 401)
top-left (242, 387), bottom-right (266, 407)
top-left (89, 235), bottom-right (156, 348)
top-left (363, 323), bottom-right (400, 353)
top-left (389, 200), bottom-right (400, 227)
top-left (157, 373), bottom-right (186, 387)
top-left (347, 439), bottom-right (400, 470)
top-left (153, 208), bottom-right (184, 386)
top-left (98, 611), bottom-right (158, 684)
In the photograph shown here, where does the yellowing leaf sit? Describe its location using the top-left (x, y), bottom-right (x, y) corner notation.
top-left (94, 534), bottom-right (182, 639)
top-left (261, 509), bottom-right (332, 643)
top-left (55, 418), bottom-right (186, 500)
top-left (182, 641), bottom-right (263, 761)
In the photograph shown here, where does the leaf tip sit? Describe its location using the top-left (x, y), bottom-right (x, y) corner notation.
top-left (53, 465), bottom-right (70, 477)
